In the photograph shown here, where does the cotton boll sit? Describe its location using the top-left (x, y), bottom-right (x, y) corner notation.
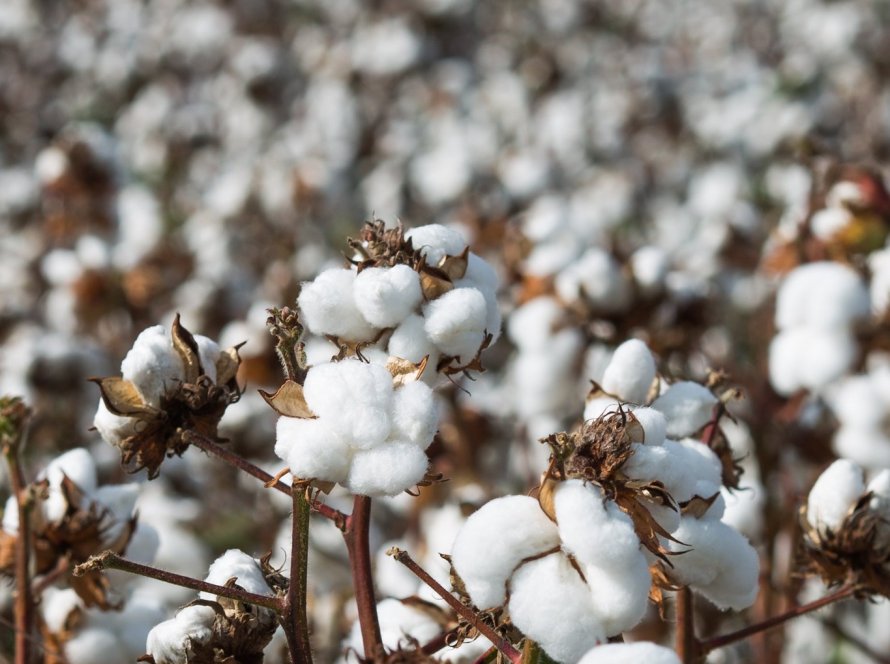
top-left (775, 262), bottom-right (869, 331)
top-left (807, 459), bottom-right (865, 534)
top-left (583, 395), bottom-right (621, 421)
top-left (42, 587), bottom-right (81, 633)
top-left (375, 598), bottom-right (442, 655)
top-left (146, 605), bottom-right (216, 664)
top-left (464, 252), bottom-right (499, 293)
top-left (584, 558), bottom-right (651, 636)
top-left (201, 549), bottom-right (272, 599)
top-left (354, 265), bottom-right (423, 328)
top-left (93, 400), bottom-right (140, 446)
top-left (298, 268), bottom-right (377, 341)
top-left (388, 314), bottom-right (440, 367)
top-left (194, 335), bottom-right (220, 383)
top-left (768, 329), bottom-right (807, 396)
top-left (424, 288), bottom-right (489, 360)
top-left (833, 426), bottom-right (890, 469)
top-left (601, 339), bottom-right (656, 404)
top-left (44, 448), bottom-right (98, 494)
top-left (508, 554), bottom-right (604, 663)
top-left (120, 326), bottom-right (184, 406)
top-left (555, 248), bottom-right (631, 312)
top-left (797, 329), bottom-right (859, 393)
top-left (629, 407), bottom-right (667, 445)
top-left (405, 224), bottom-right (467, 267)
top-left (275, 417), bottom-right (351, 484)
top-left (630, 246), bottom-right (670, 295)
top-left (451, 495), bottom-right (560, 609)
top-left (651, 382), bottom-right (717, 437)
top-left (391, 381), bottom-right (439, 448)
top-left (507, 297), bottom-right (562, 351)
top-left (125, 521), bottom-right (161, 566)
top-left (345, 441), bottom-right (429, 497)
top-left (578, 642), bottom-right (681, 664)
top-left (622, 440), bottom-right (721, 504)
top-left (65, 627), bottom-right (128, 664)
top-left (91, 483), bottom-right (139, 544)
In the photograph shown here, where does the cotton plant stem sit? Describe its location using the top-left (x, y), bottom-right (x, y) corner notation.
top-left (4, 429), bottom-right (33, 664)
top-left (281, 488), bottom-right (313, 664)
top-left (700, 584), bottom-right (858, 654)
top-left (74, 551), bottom-right (282, 612)
top-left (675, 586), bottom-right (700, 664)
top-left (388, 547), bottom-right (522, 664)
top-left (344, 495), bottom-right (383, 659)
top-left (184, 431), bottom-right (346, 527)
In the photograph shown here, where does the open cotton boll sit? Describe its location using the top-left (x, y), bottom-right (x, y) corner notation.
top-left (555, 248), bottom-right (631, 312)
top-left (554, 480), bottom-right (642, 571)
top-left (508, 554), bottom-right (604, 663)
top-left (194, 335), bottom-right (220, 383)
top-left (388, 314), bottom-right (440, 367)
top-left (65, 627), bottom-right (128, 664)
top-left (121, 325), bottom-right (184, 406)
top-left (345, 440), bottom-right (429, 497)
top-left (651, 382), bottom-right (717, 437)
top-left (464, 252), bottom-right (499, 294)
top-left (297, 268), bottom-right (377, 341)
top-left (507, 297), bottom-right (562, 350)
top-left (807, 459), bottom-right (865, 534)
top-left (451, 495), bottom-right (560, 609)
top-left (405, 224), bottom-right (467, 267)
top-left (276, 416), bottom-right (352, 483)
top-left (93, 400), bottom-right (140, 446)
top-left (424, 287), bottom-right (489, 360)
top-left (775, 262), bottom-right (869, 331)
top-left (201, 549), bottom-right (272, 599)
top-left (584, 558), bottom-right (651, 636)
top-left (146, 605), bottom-right (216, 664)
top-left (578, 642), bottom-right (681, 664)
top-left (622, 440), bottom-right (721, 504)
top-left (630, 246), bottom-right (670, 295)
top-left (374, 598), bottom-right (442, 656)
top-left (353, 265), bottom-right (423, 328)
top-left (44, 448), bottom-right (98, 494)
top-left (583, 395), bottom-right (621, 422)
top-left (628, 407), bottom-right (667, 445)
top-left (391, 381), bottom-right (439, 448)
top-left (601, 339), bottom-right (656, 404)
top-left (42, 587), bottom-right (81, 634)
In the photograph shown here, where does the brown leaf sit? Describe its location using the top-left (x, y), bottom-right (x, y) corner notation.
top-left (90, 377), bottom-right (158, 419)
top-left (258, 381), bottom-right (316, 419)
top-left (680, 492), bottom-right (720, 519)
top-left (438, 246), bottom-right (469, 281)
top-left (171, 313), bottom-right (203, 383)
top-left (537, 476), bottom-right (560, 522)
top-left (419, 267), bottom-right (454, 300)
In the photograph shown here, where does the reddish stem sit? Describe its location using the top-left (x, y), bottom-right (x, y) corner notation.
top-left (700, 585), bottom-right (858, 653)
top-left (389, 547), bottom-right (522, 664)
top-left (675, 586), bottom-right (700, 664)
top-left (344, 496), bottom-right (383, 659)
top-left (5, 441), bottom-right (33, 664)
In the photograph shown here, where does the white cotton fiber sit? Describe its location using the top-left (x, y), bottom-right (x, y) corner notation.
top-left (555, 248), bottom-right (631, 312)
top-left (93, 399), bottom-right (140, 446)
top-left (194, 334), bottom-right (221, 383)
top-left (388, 313), bottom-right (440, 366)
top-left (630, 246), bottom-right (670, 294)
top-left (584, 558), bottom-right (651, 636)
top-left (44, 447), bottom-right (98, 494)
top-left (651, 382), bottom-right (717, 437)
top-left (807, 459), bottom-right (865, 534)
top-left (464, 252), bottom-right (499, 293)
top-left (775, 262), bottom-right (869, 331)
top-left (622, 439), bottom-right (721, 504)
top-left (121, 325), bottom-right (183, 406)
top-left (508, 554), bottom-right (604, 663)
top-left (146, 605), bottom-right (216, 664)
top-left (583, 395), bottom-right (621, 422)
top-left (451, 495), bottom-right (560, 609)
top-left (353, 265), bottom-right (422, 328)
top-left (42, 587), bottom-right (81, 633)
top-left (275, 416), bottom-right (352, 484)
top-left (628, 407), bottom-right (667, 445)
top-left (601, 339), bottom-right (656, 404)
top-left (65, 627), bottom-right (128, 664)
top-left (201, 549), bottom-right (272, 599)
top-left (405, 224), bottom-right (467, 267)
top-left (345, 440), bottom-right (429, 497)
top-left (374, 598), bottom-right (442, 656)
top-left (391, 381), bottom-right (438, 448)
top-left (424, 287), bottom-right (489, 359)
top-left (507, 297), bottom-right (562, 350)
top-left (578, 642), bottom-right (681, 664)
top-left (297, 268), bottom-right (376, 341)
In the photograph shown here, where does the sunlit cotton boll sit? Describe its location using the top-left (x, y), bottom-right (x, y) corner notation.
top-left (404, 224), bottom-right (467, 267)
top-left (806, 459), bottom-right (865, 535)
top-left (651, 381), bottom-right (718, 437)
top-left (298, 268), bottom-right (377, 342)
top-left (345, 440), bottom-right (430, 497)
top-left (200, 549), bottom-right (273, 600)
top-left (146, 605), bottom-right (216, 664)
top-left (600, 339), bottom-right (656, 404)
top-left (424, 287), bottom-right (490, 360)
top-left (119, 325), bottom-right (185, 407)
top-left (578, 642), bottom-right (681, 664)
top-left (775, 262), bottom-right (869, 331)
top-left (353, 265), bottom-right (422, 329)
top-left (275, 416), bottom-right (352, 484)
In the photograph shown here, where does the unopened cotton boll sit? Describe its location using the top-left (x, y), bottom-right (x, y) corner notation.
top-left (297, 268), bottom-right (376, 341)
top-left (391, 381), bottom-right (438, 448)
top-left (807, 459), bottom-right (865, 535)
top-left (345, 440), bottom-right (429, 497)
top-left (508, 554), bottom-right (604, 663)
top-left (120, 325), bottom-right (184, 406)
top-left (275, 416), bottom-right (352, 484)
top-left (146, 605), bottom-right (216, 664)
top-left (578, 642), bottom-right (681, 664)
top-left (424, 287), bottom-right (489, 360)
top-left (353, 265), bottom-right (422, 328)
top-left (600, 339), bottom-right (656, 403)
top-left (405, 224), bottom-right (467, 267)
top-left (651, 382), bottom-right (718, 437)
top-left (451, 495), bottom-right (560, 609)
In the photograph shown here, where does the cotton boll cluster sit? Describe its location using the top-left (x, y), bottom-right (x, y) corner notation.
top-left (768, 262), bottom-right (869, 396)
top-left (274, 358), bottom-right (438, 497)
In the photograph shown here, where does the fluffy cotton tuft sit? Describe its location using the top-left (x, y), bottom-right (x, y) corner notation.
top-left (345, 440), bottom-right (429, 497)
top-left (405, 224), bottom-right (467, 267)
top-left (424, 287), bottom-right (489, 359)
top-left (353, 264), bottom-right (422, 328)
top-left (600, 339), bottom-right (656, 403)
top-left (451, 495), bottom-right (560, 609)
top-left (629, 407), bottom-right (667, 445)
top-left (200, 549), bottom-right (273, 599)
top-left (146, 605), bottom-right (216, 664)
top-left (578, 642), bottom-right (681, 664)
top-left (387, 314), bottom-right (440, 367)
top-left (775, 262), bottom-right (869, 331)
top-left (120, 325), bottom-right (184, 406)
top-left (622, 439), bottom-right (722, 505)
top-left (391, 381), bottom-right (439, 447)
top-left (806, 459), bottom-right (865, 535)
top-left (297, 268), bottom-right (376, 341)
top-left (651, 382), bottom-right (718, 437)
top-left (508, 554), bottom-right (604, 664)
top-left (275, 417), bottom-right (352, 483)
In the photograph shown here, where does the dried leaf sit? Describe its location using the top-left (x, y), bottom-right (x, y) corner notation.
top-left (258, 381), bottom-right (316, 419)
top-left (419, 267), bottom-right (455, 300)
top-left (216, 345), bottom-right (243, 387)
top-left (387, 355), bottom-right (429, 387)
top-left (171, 313), bottom-right (203, 383)
top-left (90, 377), bottom-right (157, 419)
top-left (438, 246), bottom-right (469, 281)
top-left (537, 476), bottom-right (560, 522)
top-left (680, 492), bottom-right (720, 519)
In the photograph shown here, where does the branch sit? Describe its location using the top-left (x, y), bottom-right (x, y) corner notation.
top-left (388, 547), bottom-right (522, 664)
top-left (700, 584), bottom-right (858, 653)
top-left (74, 551), bottom-right (282, 612)
top-left (280, 489), bottom-right (313, 664)
top-left (344, 496), bottom-right (382, 659)
top-left (675, 586), bottom-right (700, 663)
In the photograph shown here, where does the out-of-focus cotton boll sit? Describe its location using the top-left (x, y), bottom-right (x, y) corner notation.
top-left (555, 248), bottom-right (631, 312)
top-left (353, 265), bottom-right (422, 328)
top-left (869, 247), bottom-right (890, 315)
top-left (424, 287), bottom-right (489, 360)
top-left (508, 554), bottom-right (604, 664)
top-left (200, 549), bottom-right (272, 600)
top-left (298, 268), bottom-right (376, 341)
top-left (351, 19), bottom-right (421, 76)
top-left (600, 339), bottom-right (656, 404)
top-left (405, 224), bottom-right (467, 267)
top-left (65, 627), bottom-right (129, 664)
top-left (119, 325), bottom-right (184, 407)
top-left (651, 381), bottom-right (718, 437)
top-left (345, 440), bottom-right (429, 497)
top-left (769, 327), bottom-right (859, 396)
top-left (631, 245), bottom-right (670, 294)
top-left (578, 642), bottom-right (681, 664)
top-left (451, 495), bottom-right (560, 609)
top-left (774, 262), bottom-right (869, 331)
top-left (146, 605), bottom-right (216, 664)
top-left (507, 297), bottom-right (563, 350)
top-left (806, 459), bottom-right (865, 535)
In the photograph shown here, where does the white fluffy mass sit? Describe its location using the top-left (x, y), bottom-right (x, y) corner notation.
top-left (275, 358), bottom-right (439, 497)
top-left (806, 459), bottom-right (865, 535)
top-left (145, 604), bottom-right (216, 664)
top-left (353, 264), bottom-right (422, 328)
top-left (424, 287), bottom-right (490, 360)
top-left (600, 339), bottom-right (656, 404)
top-left (578, 642), bottom-right (681, 664)
top-left (298, 268), bottom-right (377, 341)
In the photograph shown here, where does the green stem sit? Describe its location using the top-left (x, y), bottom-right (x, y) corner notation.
top-left (281, 488), bottom-right (313, 664)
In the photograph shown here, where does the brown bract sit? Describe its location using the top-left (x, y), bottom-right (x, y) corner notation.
top-left (92, 315), bottom-right (242, 479)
